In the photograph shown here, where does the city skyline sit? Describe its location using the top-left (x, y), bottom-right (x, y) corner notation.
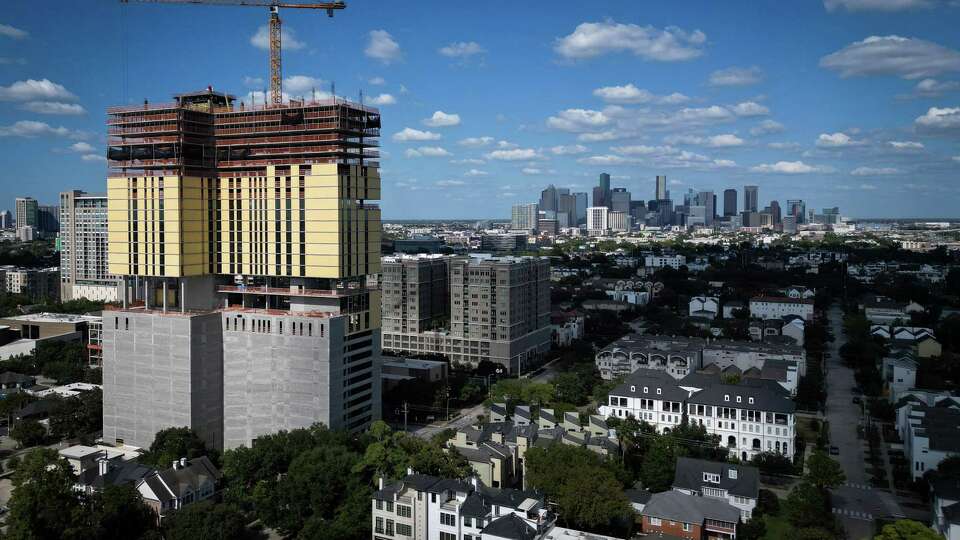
top-left (2, 1), bottom-right (960, 218)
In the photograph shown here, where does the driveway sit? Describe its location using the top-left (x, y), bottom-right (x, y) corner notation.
top-left (823, 305), bottom-right (904, 539)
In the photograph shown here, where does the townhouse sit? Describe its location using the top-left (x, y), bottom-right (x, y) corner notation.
top-left (599, 369), bottom-right (796, 460)
top-left (136, 457), bottom-right (221, 519)
top-left (372, 473), bottom-right (556, 540)
top-left (895, 396), bottom-right (960, 480)
top-left (748, 296), bottom-right (814, 322)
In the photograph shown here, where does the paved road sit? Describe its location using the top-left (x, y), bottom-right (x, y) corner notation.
top-left (412, 401), bottom-right (487, 440)
top-left (823, 305), bottom-right (905, 539)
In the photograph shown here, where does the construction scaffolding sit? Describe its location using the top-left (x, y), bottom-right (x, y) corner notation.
top-left (106, 87), bottom-right (381, 178)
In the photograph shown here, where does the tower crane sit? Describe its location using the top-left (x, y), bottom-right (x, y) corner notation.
top-left (120, 0), bottom-right (346, 106)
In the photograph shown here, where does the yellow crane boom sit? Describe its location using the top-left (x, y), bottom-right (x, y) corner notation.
top-left (120, 0), bottom-right (346, 105)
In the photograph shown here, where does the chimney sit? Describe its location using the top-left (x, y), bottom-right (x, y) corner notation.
top-left (180, 457), bottom-right (187, 468)
top-left (97, 457), bottom-right (110, 477)
top-left (172, 460), bottom-right (179, 470)
top-left (407, 467), bottom-right (414, 475)
top-left (379, 476), bottom-right (384, 490)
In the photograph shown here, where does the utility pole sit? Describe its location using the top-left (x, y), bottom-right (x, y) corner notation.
top-left (402, 401), bottom-right (409, 432)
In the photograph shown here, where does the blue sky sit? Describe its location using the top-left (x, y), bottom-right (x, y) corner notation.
top-left (1, 0), bottom-right (959, 219)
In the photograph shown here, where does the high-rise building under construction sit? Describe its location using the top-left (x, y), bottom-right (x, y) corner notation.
top-left (101, 88), bottom-right (383, 450)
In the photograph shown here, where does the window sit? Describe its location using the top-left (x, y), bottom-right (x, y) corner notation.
top-left (385, 501), bottom-right (394, 512)
top-left (385, 520), bottom-right (394, 536)
top-left (376, 500), bottom-right (383, 510)
top-left (375, 517), bottom-right (384, 534)
top-left (724, 394), bottom-right (730, 402)
top-left (463, 517), bottom-right (472, 527)
top-left (650, 517), bottom-right (662, 526)
top-left (397, 505), bottom-right (411, 518)
top-left (703, 472), bottom-right (720, 483)
top-left (748, 397), bottom-right (754, 404)
top-left (441, 513), bottom-right (456, 527)
top-left (682, 522), bottom-right (691, 532)
top-left (396, 523), bottom-right (412, 536)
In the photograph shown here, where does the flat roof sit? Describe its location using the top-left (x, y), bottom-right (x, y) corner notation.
top-left (0, 312), bottom-right (94, 324)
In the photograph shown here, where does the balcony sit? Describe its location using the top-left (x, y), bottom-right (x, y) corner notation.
top-left (217, 285), bottom-right (373, 298)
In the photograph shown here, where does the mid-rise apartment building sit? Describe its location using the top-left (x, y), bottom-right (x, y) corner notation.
top-left (102, 88), bottom-right (383, 451)
top-left (749, 296), bottom-right (814, 321)
top-left (59, 190), bottom-right (123, 302)
top-left (2, 266), bottom-right (59, 301)
top-left (510, 203), bottom-right (538, 231)
top-left (600, 368), bottom-right (797, 460)
top-left (381, 255), bottom-right (550, 373)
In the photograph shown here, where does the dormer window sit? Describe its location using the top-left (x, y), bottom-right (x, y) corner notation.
top-left (749, 397), bottom-right (754, 404)
top-left (631, 385), bottom-right (636, 392)
top-left (729, 469), bottom-right (738, 480)
top-left (643, 386), bottom-right (648, 393)
top-left (657, 388), bottom-right (662, 395)
top-left (703, 472), bottom-right (720, 484)
top-left (736, 396), bottom-right (742, 403)
top-left (724, 395), bottom-right (730, 402)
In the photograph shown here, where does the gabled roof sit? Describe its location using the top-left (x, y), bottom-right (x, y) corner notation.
top-left (642, 490), bottom-right (741, 524)
top-left (673, 457), bottom-right (759, 499)
top-left (145, 456), bottom-right (221, 503)
top-left (608, 369), bottom-right (690, 402)
top-left (480, 513), bottom-right (537, 540)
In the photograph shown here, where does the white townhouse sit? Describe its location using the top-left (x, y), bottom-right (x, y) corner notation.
top-left (600, 369), bottom-right (796, 461)
top-left (749, 296), bottom-right (814, 322)
top-left (644, 254), bottom-right (686, 270)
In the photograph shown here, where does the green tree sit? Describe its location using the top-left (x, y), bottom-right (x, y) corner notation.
top-left (640, 437), bottom-right (680, 492)
top-left (4, 448), bottom-right (89, 539)
top-left (785, 482), bottom-right (831, 530)
top-left (790, 527), bottom-right (838, 540)
top-left (525, 444), bottom-right (631, 534)
top-left (806, 449), bottom-right (845, 490)
top-left (354, 421), bottom-right (470, 480)
top-left (253, 445), bottom-right (368, 537)
top-left (163, 501), bottom-right (262, 540)
top-left (140, 427), bottom-right (218, 468)
top-left (10, 418), bottom-right (47, 448)
top-left (0, 392), bottom-right (36, 426)
top-left (875, 519), bottom-right (942, 540)
top-left (90, 484), bottom-right (160, 540)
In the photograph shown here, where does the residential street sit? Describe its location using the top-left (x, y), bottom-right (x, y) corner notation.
top-left (824, 304), bottom-right (905, 539)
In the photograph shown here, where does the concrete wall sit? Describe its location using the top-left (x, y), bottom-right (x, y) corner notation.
top-left (102, 310), bottom-right (224, 450)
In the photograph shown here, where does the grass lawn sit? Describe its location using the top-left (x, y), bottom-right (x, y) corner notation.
top-left (762, 514), bottom-right (794, 540)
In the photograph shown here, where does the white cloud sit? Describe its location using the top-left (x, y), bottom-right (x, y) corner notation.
top-left (915, 106), bottom-right (960, 132)
top-left (611, 144), bottom-right (675, 155)
top-left (592, 84), bottom-right (689, 105)
top-left (0, 79), bottom-right (76, 102)
top-left (485, 148), bottom-right (541, 161)
top-left (522, 168), bottom-right (545, 175)
top-left (439, 41), bottom-right (484, 58)
top-left (550, 144), bottom-right (588, 155)
top-left (952, 155), bottom-right (960, 162)
top-left (423, 110), bottom-right (461, 127)
top-left (889, 140), bottom-right (925, 151)
top-left (750, 160), bottom-right (829, 174)
top-left (577, 130), bottom-right (629, 142)
top-left (0, 120), bottom-right (82, 138)
top-left (283, 75), bottom-right (324, 96)
top-left (368, 76), bottom-right (385, 85)
top-left (713, 159), bottom-right (737, 168)
top-left (816, 132), bottom-right (864, 147)
top-left (709, 66), bottom-right (764, 86)
top-left (731, 101), bottom-right (769, 117)
top-left (546, 108), bottom-right (610, 132)
top-left (577, 154), bottom-right (638, 165)
top-left (436, 179), bottom-right (466, 187)
top-left (81, 154), bottom-right (106, 162)
top-left (366, 30), bottom-right (401, 64)
top-left (251, 25), bottom-right (304, 51)
top-left (242, 75), bottom-right (264, 88)
top-left (909, 78), bottom-right (960, 98)
top-left (768, 142), bottom-right (801, 149)
top-left (821, 36), bottom-right (960, 79)
top-left (750, 120), bottom-right (785, 136)
top-left (674, 105), bottom-right (737, 123)
top-left (458, 136), bottom-right (494, 147)
top-left (824, 0), bottom-right (935, 11)
top-left (463, 169), bottom-right (488, 177)
top-left (0, 24), bottom-right (28, 40)
top-left (707, 134), bottom-right (744, 147)
top-left (851, 166), bottom-right (901, 175)
top-left (405, 146), bottom-right (451, 158)
top-left (554, 21), bottom-right (706, 61)
top-left (20, 101), bottom-right (85, 115)
top-left (393, 127), bottom-right (441, 142)
top-left (496, 140), bottom-right (517, 149)
top-left (450, 158), bottom-right (485, 165)
top-left (367, 93), bottom-right (396, 106)
top-left (69, 142), bottom-right (95, 153)
top-left (859, 183), bottom-right (878, 190)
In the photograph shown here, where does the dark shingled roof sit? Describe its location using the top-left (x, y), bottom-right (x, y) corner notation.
top-left (608, 369), bottom-right (690, 402)
top-left (642, 490), bottom-right (741, 524)
top-left (944, 502), bottom-right (960, 525)
top-left (673, 457), bottom-right (759, 499)
top-left (80, 460), bottom-right (153, 491)
top-left (480, 513), bottom-right (537, 540)
top-left (625, 488), bottom-right (652, 505)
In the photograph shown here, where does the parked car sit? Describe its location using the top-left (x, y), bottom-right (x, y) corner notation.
top-left (830, 446), bottom-right (840, 456)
